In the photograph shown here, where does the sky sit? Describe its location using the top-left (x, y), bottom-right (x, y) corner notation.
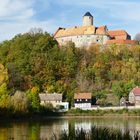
top-left (0, 0), bottom-right (140, 42)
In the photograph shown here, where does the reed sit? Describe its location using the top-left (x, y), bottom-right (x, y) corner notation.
top-left (59, 127), bottom-right (140, 140)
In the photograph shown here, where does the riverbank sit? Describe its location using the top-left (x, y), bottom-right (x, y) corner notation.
top-left (1, 108), bottom-right (140, 121)
top-left (64, 108), bottom-right (140, 116)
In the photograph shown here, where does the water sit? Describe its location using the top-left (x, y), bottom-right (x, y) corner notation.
top-left (0, 117), bottom-right (140, 140)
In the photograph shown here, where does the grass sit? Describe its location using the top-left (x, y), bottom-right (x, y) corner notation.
top-left (65, 108), bottom-right (140, 116)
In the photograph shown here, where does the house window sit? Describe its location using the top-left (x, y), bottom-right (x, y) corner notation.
top-left (77, 99), bottom-right (79, 101)
top-left (86, 99), bottom-right (88, 101)
top-left (80, 99), bottom-right (82, 101)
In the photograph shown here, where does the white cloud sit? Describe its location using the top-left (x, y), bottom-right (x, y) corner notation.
top-left (0, 0), bottom-right (57, 42)
top-left (0, 0), bottom-right (35, 20)
top-left (0, 19), bottom-right (57, 42)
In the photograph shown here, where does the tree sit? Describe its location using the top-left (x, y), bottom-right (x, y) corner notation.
top-left (26, 87), bottom-right (40, 112)
top-left (134, 33), bottom-right (140, 42)
top-left (0, 83), bottom-right (10, 109)
top-left (94, 90), bottom-right (107, 106)
top-left (0, 64), bottom-right (8, 85)
top-left (112, 80), bottom-right (135, 99)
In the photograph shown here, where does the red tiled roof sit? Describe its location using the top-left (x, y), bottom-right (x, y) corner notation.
top-left (74, 93), bottom-right (92, 99)
top-left (54, 25), bottom-right (107, 38)
top-left (132, 87), bottom-right (140, 96)
top-left (96, 26), bottom-right (107, 35)
top-left (106, 39), bottom-right (138, 45)
top-left (108, 30), bottom-right (127, 38)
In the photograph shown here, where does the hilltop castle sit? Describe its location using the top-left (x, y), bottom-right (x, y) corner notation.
top-left (54, 12), bottom-right (137, 47)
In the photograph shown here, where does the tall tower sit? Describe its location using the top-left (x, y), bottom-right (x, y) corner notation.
top-left (83, 12), bottom-right (93, 26)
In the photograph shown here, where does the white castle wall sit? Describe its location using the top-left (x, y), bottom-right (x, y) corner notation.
top-left (56, 34), bottom-right (109, 47)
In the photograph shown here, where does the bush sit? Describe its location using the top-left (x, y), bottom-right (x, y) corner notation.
top-left (11, 90), bottom-right (29, 113)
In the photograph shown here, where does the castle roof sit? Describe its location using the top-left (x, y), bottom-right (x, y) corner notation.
top-left (84, 12), bottom-right (93, 17)
top-left (54, 25), bottom-right (107, 38)
top-left (108, 30), bottom-right (129, 38)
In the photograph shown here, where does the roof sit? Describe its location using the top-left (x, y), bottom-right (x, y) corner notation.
top-left (108, 30), bottom-right (128, 38)
top-left (131, 87), bottom-right (140, 96)
top-left (84, 12), bottom-right (93, 17)
top-left (106, 39), bottom-right (138, 45)
top-left (54, 26), bottom-right (107, 38)
top-left (39, 93), bottom-right (62, 101)
top-left (74, 93), bottom-right (92, 99)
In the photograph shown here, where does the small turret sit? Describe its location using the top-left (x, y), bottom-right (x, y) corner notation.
top-left (83, 12), bottom-right (93, 26)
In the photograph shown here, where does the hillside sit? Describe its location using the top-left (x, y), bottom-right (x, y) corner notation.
top-left (0, 30), bottom-right (140, 110)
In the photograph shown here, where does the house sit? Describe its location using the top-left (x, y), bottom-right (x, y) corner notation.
top-left (74, 93), bottom-right (92, 109)
top-left (129, 87), bottom-right (140, 106)
top-left (54, 12), bottom-right (137, 48)
top-left (39, 93), bottom-right (69, 111)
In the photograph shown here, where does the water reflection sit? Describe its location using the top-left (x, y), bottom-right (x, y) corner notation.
top-left (0, 117), bottom-right (140, 140)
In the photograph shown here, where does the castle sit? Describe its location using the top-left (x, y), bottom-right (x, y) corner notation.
top-left (54, 12), bottom-right (137, 47)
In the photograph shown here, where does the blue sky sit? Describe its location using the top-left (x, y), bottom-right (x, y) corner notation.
top-left (0, 0), bottom-right (140, 42)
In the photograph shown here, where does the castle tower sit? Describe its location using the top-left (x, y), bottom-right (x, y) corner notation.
top-left (83, 12), bottom-right (93, 26)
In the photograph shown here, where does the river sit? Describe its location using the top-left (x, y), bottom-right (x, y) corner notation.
top-left (0, 117), bottom-right (140, 140)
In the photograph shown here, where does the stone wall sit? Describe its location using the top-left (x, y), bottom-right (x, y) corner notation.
top-left (56, 34), bottom-right (110, 47)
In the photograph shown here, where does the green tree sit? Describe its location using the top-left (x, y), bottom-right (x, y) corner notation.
top-left (0, 83), bottom-right (10, 109)
top-left (26, 87), bottom-right (40, 112)
top-left (112, 80), bottom-right (135, 99)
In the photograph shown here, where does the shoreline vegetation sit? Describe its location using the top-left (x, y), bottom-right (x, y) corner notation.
top-left (2, 108), bottom-right (140, 120)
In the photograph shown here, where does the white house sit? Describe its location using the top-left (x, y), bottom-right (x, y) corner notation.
top-left (129, 87), bottom-right (140, 106)
top-left (74, 93), bottom-right (92, 109)
top-left (39, 93), bottom-right (69, 111)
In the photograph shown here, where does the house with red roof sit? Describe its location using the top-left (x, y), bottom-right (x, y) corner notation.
top-left (74, 93), bottom-right (92, 109)
top-left (129, 87), bottom-right (140, 105)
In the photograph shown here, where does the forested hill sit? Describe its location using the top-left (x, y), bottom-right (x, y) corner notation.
top-left (0, 30), bottom-right (140, 106)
